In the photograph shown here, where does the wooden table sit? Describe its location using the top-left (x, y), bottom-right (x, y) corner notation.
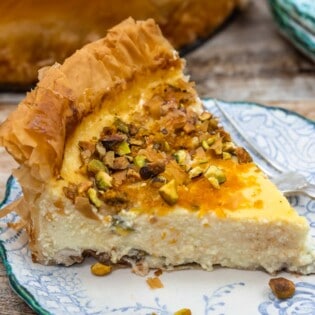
top-left (0, 0), bottom-right (314, 313)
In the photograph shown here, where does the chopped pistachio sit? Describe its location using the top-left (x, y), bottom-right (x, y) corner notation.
top-left (222, 141), bottom-right (236, 153)
top-left (95, 142), bottom-right (106, 157)
top-left (103, 150), bottom-right (115, 168)
top-left (204, 165), bottom-right (226, 187)
top-left (191, 136), bottom-right (199, 148)
top-left (199, 111), bottom-right (211, 121)
top-left (134, 155), bottom-right (147, 168)
top-left (207, 176), bottom-right (220, 189)
top-left (159, 179), bottom-right (178, 205)
top-left (91, 262), bottom-right (112, 276)
top-left (87, 159), bottom-right (107, 174)
top-left (114, 117), bottom-right (129, 134)
top-left (87, 188), bottom-right (102, 208)
top-left (201, 140), bottom-right (210, 150)
top-left (163, 141), bottom-right (170, 152)
top-left (208, 118), bottom-right (219, 130)
top-left (204, 165), bottom-right (226, 183)
top-left (116, 141), bottom-right (131, 156)
top-left (222, 152), bottom-right (232, 160)
top-left (174, 150), bottom-right (187, 165)
top-left (95, 171), bottom-right (113, 190)
top-left (188, 166), bottom-right (203, 178)
top-left (207, 135), bottom-right (217, 146)
top-left (151, 176), bottom-right (167, 188)
top-left (140, 162), bottom-right (165, 180)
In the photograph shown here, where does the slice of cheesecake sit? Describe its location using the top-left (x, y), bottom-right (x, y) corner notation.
top-left (0, 18), bottom-right (314, 275)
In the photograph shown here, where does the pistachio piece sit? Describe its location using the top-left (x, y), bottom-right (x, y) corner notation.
top-left (222, 141), bottom-right (236, 153)
top-left (188, 166), bottom-right (203, 179)
top-left (269, 277), bottom-right (295, 299)
top-left (206, 176), bottom-right (220, 189)
top-left (235, 147), bottom-right (252, 164)
top-left (87, 159), bottom-right (107, 174)
top-left (174, 150), bottom-right (187, 165)
top-left (112, 156), bottom-right (129, 170)
top-left (114, 117), bottom-right (129, 134)
top-left (116, 141), bottom-right (131, 156)
top-left (206, 135), bottom-right (217, 146)
top-left (95, 171), bottom-right (113, 190)
top-left (134, 155), bottom-right (147, 168)
top-left (101, 134), bottom-right (125, 150)
top-left (91, 262), bottom-right (112, 276)
top-left (204, 165), bottom-right (226, 188)
top-left (139, 162), bottom-right (165, 180)
top-left (95, 142), bottom-right (106, 157)
top-left (103, 150), bottom-right (115, 168)
top-left (201, 140), bottom-right (210, 150)
top-left (199, 111), bottom-right (212, 121)
top-left (87, 188), bottom-right (102, 208)
top-left (159, 179), bottom-right (178, 205)
top-left (222, 152), bottom-right (232, 160)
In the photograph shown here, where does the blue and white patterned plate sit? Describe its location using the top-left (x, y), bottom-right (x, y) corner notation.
top-left (1, 99), bottom-right (315, 315)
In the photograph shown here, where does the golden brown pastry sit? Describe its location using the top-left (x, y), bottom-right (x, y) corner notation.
top-left (0, 0), bottom-right (245, 87)
top-left (1, 18), bottom-right (314, 275)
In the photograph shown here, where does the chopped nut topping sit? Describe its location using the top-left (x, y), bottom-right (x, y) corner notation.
top-left (159, 179), bottom-right (178, 205)
top-left (91, 262), bottom-right (112, 276)
top-left (87, 188), bottom-right (102, 208)
top-left (95, 171), bottom-right (113, 190)
top-left (269, 277), bottom-right (295, 299)
top-left (139, 162), bottom-right (165, 180)
top-left (87, 159), bottom-right (107, 174)
top-left (235, 147), bottom-right (252, 164)
top-left (204, 165), bottom-right (226, 189)
top-left (63, 80), bottom-right (253, 214)
top-left (112, 156), bottom-right (129, 170)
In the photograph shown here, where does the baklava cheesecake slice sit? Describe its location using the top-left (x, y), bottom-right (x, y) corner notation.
top-left (0, 18), bottom-right (314, 275)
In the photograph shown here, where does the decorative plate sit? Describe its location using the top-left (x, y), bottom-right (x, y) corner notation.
top-left (1, 99), bottom-right (315, 315)
top-left (269, 0), bottom-right (315, 62)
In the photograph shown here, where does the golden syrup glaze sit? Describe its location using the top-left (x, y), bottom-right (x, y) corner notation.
top-left (123, 161), bottom-right (262, 217)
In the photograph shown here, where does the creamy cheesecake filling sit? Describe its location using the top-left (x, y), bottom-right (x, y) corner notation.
top-left (36, 186), bottom-right (314, 274)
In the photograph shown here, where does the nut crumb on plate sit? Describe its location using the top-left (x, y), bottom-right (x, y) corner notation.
top-left (146, 276), bottom-right (164, 289)
top-left (269, 277), bottom-right (295, 299)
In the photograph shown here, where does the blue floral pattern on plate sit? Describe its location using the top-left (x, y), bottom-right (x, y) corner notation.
top-left (0, 100), bottom-right (314, 315)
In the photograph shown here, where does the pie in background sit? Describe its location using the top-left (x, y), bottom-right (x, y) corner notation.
top-left (0, 0), bottom-right (246, 87)
top-left (0, 18), bottom-right (314, 275)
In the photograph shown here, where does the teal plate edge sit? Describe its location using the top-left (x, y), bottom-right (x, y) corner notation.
top-left (269, 0), bottom-right (315, 62)
top-left (0, 99), bottom-right (314, 315)
top-left (0, 175), bottom-right (51, 315)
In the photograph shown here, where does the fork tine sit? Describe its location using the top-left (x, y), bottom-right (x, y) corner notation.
top-left (213, 100), bottom-right (286, 175)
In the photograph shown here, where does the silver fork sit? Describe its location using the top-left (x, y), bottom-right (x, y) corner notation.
top-left (214, 101), bottom-right (315, 199)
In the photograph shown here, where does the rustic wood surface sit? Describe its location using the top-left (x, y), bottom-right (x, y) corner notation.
top-left (0, 0), bottom-right (314, 314)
